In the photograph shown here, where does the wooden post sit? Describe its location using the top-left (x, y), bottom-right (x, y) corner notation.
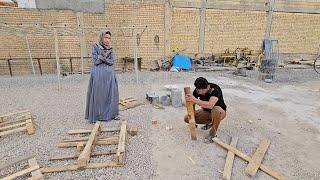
top-left (53, 28), bottom-right (61, 90)
top-left (24, 33), bottom-right (36, 76)
top-left (77, 121), bottom-right (101, 168)
top-left (265, 0), bottom-right (275, 39)
top-left (77, 12), bottom-right (86, 76)
top-left (69, 57), bottom-right (73, 74)
top-left (133, 26), bottom-right (139, 84)
top-left (183, 87), bottom-right (197, 140)
top-left (37, 59), bottom-right (42, 75)
top-left (7, 59), bottom-right (12, 77)
top-left (199, 0), bottom-right (206, 56)
top-left (164, 0), bottom-right (172, 57)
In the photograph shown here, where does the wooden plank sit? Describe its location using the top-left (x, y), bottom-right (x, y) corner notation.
top-left (57, 137), bottom-right (119, 148)
top-left (67, 127), bottom-right (120, 135)
top-left (184, 87), bottom-right (197, 140)
top-left (213, 138), bottom-right (285, 180)
top-left (245, 138), bottom-right (271, 177)
top-left (40, 161), bottom-right (120, 173)
top-left (0, 121), bottom-right (27, 131)
top-left (0, 155), bottom-right (35, 171)
top-left (2, 165), bottom-right (39, 180)
top-left (222, 137), bottom-right (239, 180)
top-left (27, 158), bottom-right (43, 180)
top-left (115, 121), bottom-right (128, 165)
top-left (0, 126), bottom-right (27, 137)
top-left (77, 121), bottom-right (101, 168)
top-left (0, 110), bottom-right (30, 119)
top-left (0, 115), bottom-right (31, 127)
top-left (50, 150), bottom-right (117, 161)
top-left (62, 135), bottom-right (118, 142)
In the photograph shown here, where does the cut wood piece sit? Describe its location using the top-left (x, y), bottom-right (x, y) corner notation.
top-left (40, 161), bottom-right (120, 173)
top-left (57, 137), bottom-right (119, 148)
top-left (245, 138), bottom-right (271, 177)
top-left (0, 155), bottom-right (35, 171)
top-left (2, 165), bottom-right (39, 180)
top-left (50, 150), bottom-right (117, 161)
top-left (63, 135), bottom-right (116, 142)
top-left (0, 126), bottom-right (27, 137)
top-left (213, 137), bottom-right (285, 180)
top-left (0, 116), bottom-right (3, 123)
top-left (128, 127), bottom-right (138, 136)
top-left (67, 127), bottom-right (120, 135)
top-left (26, 119), bottom-right (35, 134)
top-left (76, 142), bottom-right (84, 151)
top-left (222, 137), bottom-right (239, 180)
top-left (115, 121), bottom-right (128, 165)
top-left (27, 158), bottom-right (43, 180)
top-left (0, 121), bottom-right (27, 131)
top-left (77, 121), bottom-right (101, 168)
top-left (184, 87), bottom-right (197, 140)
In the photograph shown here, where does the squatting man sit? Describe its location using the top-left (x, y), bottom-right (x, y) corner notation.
top-left (184, 77), bottom-right (227, 143)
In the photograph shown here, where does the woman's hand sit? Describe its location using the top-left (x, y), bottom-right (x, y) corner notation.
top-left (185, 94), bottom-right (197, 103)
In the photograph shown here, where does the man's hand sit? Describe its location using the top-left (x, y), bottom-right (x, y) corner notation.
top-left (185, 94), bottom-right (197, 103)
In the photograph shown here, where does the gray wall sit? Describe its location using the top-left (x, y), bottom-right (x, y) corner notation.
top-left (35, 0), bottom-right (105, 13)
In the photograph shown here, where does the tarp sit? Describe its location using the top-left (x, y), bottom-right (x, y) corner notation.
top-left (172, 54), bottom-right (192, 70)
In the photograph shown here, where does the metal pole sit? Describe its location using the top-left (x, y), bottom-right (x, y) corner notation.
top-left (133, 26), bottom-right (139, 83)
top-left (264, 0), bottom-right (275, 39)
top-left (24, 33), bottom-right (35, 76)
top-left (53, 28), bottom-right (61, 90)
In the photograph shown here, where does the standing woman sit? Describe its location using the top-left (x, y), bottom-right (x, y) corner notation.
top-left (85, 29), bottom-right (119, 123)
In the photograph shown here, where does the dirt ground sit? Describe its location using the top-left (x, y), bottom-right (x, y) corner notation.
top-left (0, 69), bottom-right (319, 179)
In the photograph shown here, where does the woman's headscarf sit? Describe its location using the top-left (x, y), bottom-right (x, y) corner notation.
top-left (97, 29), bottom-right (112, 50)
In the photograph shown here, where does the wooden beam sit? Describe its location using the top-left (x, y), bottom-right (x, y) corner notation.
top-left (57, 137), bottom-right (119, 148)
top-left (40, 161), bottom-right (120, 174)
top-left (67, 127), bottom-right (120, 135)
top-left (0, 121), bottom-right (27, 131)
top-left (77, 121), bottom-right (101, 168)
top-left (115, 121), bottom-right (128, 165)
top-left (184, 87), bottom-right (197, 140)
top-left (222, 137), bottom-right (238, 180)
top-left (0, 126), bottom-right (27, 137)
top-left (50, 150), bottom-right (117, 161)
top-left (2, 165), bottom-right (39, 180)
top-left (0, 115), bottom-right (31, 127)
top-left (245, 138), bottom-right (271, 177)
top-left (0, 155), bottom-right (35, 171)
top-left (27, 158), bottom-right (43, 180)
top-left (213, 137), bottom-right (285, 180)
top-left (0, 110), bottom-right (30, 119)
top-left (63, 135), bottom-right (118, 142)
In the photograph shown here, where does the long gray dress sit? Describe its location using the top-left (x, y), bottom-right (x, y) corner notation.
top-left (85, 42), bottom-right (119, 123)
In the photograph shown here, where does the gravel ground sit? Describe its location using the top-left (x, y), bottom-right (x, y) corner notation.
top-left (0, 68), bottom-right (319, 179)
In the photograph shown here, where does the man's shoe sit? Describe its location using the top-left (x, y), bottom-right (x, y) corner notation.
top-left (201, 123), bottom-right (212, 130)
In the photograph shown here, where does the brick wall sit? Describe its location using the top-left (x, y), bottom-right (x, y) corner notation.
top-left (0, 1), bottom-right (320, 76)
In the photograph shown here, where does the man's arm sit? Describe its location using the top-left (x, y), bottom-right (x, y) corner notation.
top-left (186, 94), bottom-right (218, 109)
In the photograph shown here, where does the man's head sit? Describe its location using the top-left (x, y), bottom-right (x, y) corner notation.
top-left (194, 77), bottom-right (209, 95)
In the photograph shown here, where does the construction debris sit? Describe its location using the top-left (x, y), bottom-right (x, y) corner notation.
top-left (151, 119), bottom-right (159, 125)
top-left (0, 155), bottom-right (43, 180)
top-left (40, 121), bottom-right (128, 174)
top-left (214, 137), bottom-right (284, 180)
top-left (128, 127), bottom-right (138, 136)
top-left (119, 97), bottom-right (143, 111)
top-left (0, 110), bottom-right (35, 137)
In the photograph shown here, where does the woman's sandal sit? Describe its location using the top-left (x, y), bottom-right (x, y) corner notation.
top-left (204, 133), bottom-right (217, 144)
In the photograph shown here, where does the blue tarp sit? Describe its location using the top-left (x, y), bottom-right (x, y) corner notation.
top-left (172, 54), bottom-right (192, 70)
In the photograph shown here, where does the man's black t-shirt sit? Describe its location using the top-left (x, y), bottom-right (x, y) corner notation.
top-left (193, 83), bottom-right (227, 112)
